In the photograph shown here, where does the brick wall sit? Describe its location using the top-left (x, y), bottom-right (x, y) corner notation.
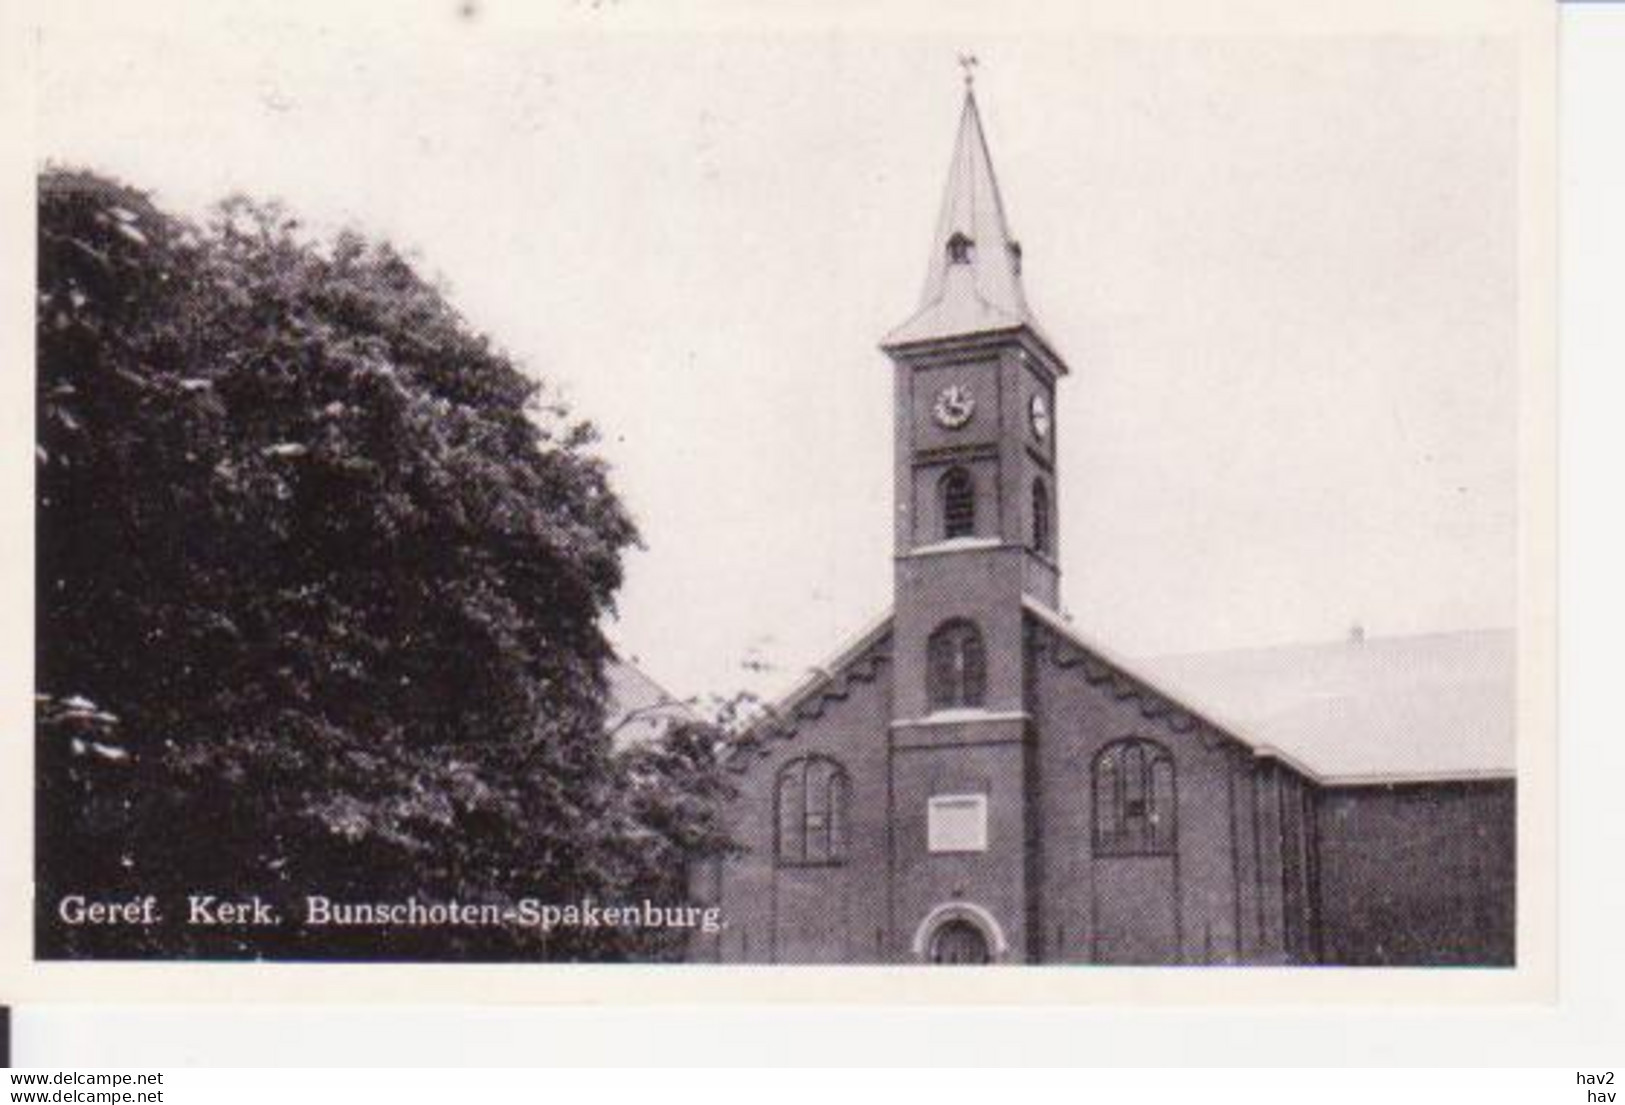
top-left (890, 720), bottom-right (1031, 960)
top-left (1315, 780), bottom-right (1515, 966)
top-left (707, 643), bottom-right (895, 963)
top-left (1028, 624), bottom-right (1284, 964)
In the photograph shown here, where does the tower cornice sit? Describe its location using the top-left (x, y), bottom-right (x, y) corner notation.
top-left (880, 324), bottom-right (1069, 379)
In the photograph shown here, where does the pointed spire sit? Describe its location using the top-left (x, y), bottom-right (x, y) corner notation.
top-left (883, 81), bottom-right (1042, 349)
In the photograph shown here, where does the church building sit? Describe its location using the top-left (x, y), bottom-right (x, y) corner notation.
top-left (688, 85), bottom-right (1515, 967)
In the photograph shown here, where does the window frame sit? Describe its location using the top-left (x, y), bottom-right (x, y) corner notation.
top-left (1031, 476), bottom-right (1051, 555)
top-left (774, 755), bottom-right (851, 867)
top-left (926, 618), bottom-right (988, 711)
top-left (1091, 737), bottom-right (1178, 857)
top-left (940, 467), bottom-right (977, 540)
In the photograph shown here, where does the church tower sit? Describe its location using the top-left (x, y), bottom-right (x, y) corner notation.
top-left (880, 80), bottom-right (1071, 962)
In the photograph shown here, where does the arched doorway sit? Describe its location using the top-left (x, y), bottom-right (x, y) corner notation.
top-left (929, 918), bottom-right (991, 964)
top-left (910, 901), bottom-right (1008, 964)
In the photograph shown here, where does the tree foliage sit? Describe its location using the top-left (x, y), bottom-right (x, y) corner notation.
top-left (36, 168), bottom-right (730, 960)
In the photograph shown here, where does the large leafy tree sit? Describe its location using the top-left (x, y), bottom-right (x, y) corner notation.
top-left (603, 719), bottom-right (739, 962)
top-left (35, 168), bottom-right (729, 960)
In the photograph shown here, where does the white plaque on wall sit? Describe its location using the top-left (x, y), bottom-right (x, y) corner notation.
top-left (927, 793), bottom-right (989, 853)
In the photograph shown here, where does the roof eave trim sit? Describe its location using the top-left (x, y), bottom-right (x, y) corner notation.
top-left (741, 609), bottom-right (895, 741)
top-left (880, 321), bottom-right (1024, 353)
top-left (1247, 744), bottom-right (1327, 783)
top-left (1317, 768), bottom-right (1518, 788)
top-left (1022, 596), bottom-right (1292, 774)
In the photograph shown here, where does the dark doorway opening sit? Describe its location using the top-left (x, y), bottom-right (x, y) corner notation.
top-left (929, 919), bottom-right (991, 964)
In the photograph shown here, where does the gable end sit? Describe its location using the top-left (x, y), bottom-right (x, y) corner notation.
top-left (724, 617), bottom-right (894, 774)
top-left (1024, 610), bottom-right (1268, 765)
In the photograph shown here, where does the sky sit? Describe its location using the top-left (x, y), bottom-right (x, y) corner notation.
top-left (31, 8), bottom-right (1521, 703)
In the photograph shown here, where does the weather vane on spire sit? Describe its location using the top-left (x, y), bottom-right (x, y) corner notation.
top-left (958, 53), bottom-right (980, 90)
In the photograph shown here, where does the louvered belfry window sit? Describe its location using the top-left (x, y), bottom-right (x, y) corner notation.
top-left (776, 756), bottom-right (849, 865)
top-left (1093, 738), bottom-right (1178, 856)
top-left (1032, 477), bottom-right (1051, 555)
top-left (927, 619), bottom-right (987, 711)
top-left (941, 467), bottom-right (976, 539)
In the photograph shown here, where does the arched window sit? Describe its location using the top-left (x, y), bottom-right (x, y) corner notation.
top-left (946, 231), bottom-right (975, 264)
top-left (941, 467), bottom-right (976, 539)
top-left (776, 756), bottom-right (849, 865)
top-left (927, 619), bottom-right (987, 710)
top-left (1093, 738), bottom-right (1177, 856)
top-left (1031, 477), bottom-right (1051, 555)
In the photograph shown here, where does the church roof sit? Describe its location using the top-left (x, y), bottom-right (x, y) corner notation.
top-left (1026, 600), bottom-right (1514, 785)
top-left (1134, 628), bottom-right (1516, 785)
top-left (883, 90), bottom-right (1053, 351)
top-left (605, 658), bottom-right (698, 749)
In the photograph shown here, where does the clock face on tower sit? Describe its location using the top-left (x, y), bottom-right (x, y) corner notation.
top-left (932, 384), bottom-right (975, 429)
top-left (1029, 392), bottom-right (1051, 440)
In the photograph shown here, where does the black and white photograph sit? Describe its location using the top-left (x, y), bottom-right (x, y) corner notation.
top-left (5, 0), bottom-right (1553, 991)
